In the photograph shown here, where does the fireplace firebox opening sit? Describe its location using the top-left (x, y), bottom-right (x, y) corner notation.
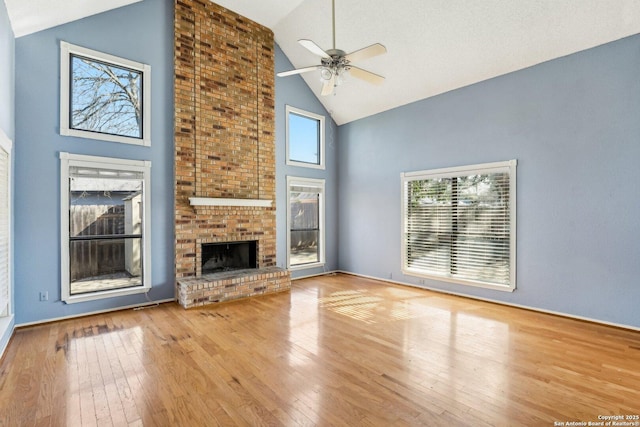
top-left (201, 241), bottom-right (257, 274)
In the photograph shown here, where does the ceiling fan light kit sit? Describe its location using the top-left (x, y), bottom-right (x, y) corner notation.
top-left (277, 0), bottom-right (387, 96)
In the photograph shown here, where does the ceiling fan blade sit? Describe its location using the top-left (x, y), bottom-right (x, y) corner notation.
top-left (321, 76), bottom-right (335, 96)
top-left (344, 43), bottom-right (387, 63)
top-left (277, 65), bottom-right (322, 77)
top-left (298, 39), bottom-right (331, 59)
top-left (349, 66), bottom-right (385, 85)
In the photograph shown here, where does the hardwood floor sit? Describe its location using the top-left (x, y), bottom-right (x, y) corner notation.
top-left (1, 273), bottom-right (639, 426)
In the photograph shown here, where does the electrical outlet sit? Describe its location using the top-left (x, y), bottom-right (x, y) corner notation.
top-left (39, 291), bottom-right (48, 301)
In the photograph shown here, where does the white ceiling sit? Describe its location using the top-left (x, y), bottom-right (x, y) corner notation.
top-left (5, 0), bottom-right (640, 125)
top-left (4, 0), bottom-right (142, 38)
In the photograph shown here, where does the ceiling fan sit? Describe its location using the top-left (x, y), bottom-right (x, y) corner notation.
top-left (277, 0), bottom-right (387, 96)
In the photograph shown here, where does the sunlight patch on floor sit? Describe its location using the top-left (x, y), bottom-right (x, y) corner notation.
top-left (318, 289), bottom-right (423, 324)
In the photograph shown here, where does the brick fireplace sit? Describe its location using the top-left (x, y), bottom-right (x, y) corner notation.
top-left (174, 0), bottom-right (290, 308)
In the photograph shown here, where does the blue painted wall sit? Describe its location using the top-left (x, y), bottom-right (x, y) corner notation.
top-left (338, 34), bottom-right (640, 328)
top-left (275, 45), bottom-right (339, 277)
top-left (14, 0), bottom-right (174, 324)
top-left (0, 0), bottom-right (15, 356)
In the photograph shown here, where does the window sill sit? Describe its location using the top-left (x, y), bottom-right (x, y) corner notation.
top-left (285, 160), bottom-right (326, 170)
top-left (289, 261), bottom-right (325, 271)
top-left (63, 285), bottom-right (150, 304)
top-left (60, 127), bottom-right (150, 146)
top-left (402, 268), bottom-right (515, 292)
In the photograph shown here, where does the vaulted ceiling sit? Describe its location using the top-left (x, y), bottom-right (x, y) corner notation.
top-left (5, 0), bottom-right (640, 124)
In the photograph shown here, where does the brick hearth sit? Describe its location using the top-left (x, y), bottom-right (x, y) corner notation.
top-left (177, 267), bottom-right (289, 309)
top-left (174, 0), bottom-right (290, 307)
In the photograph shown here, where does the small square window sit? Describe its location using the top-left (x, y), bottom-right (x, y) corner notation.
top-left (286, 105), bottom-right (325, 169)
top-left (60, 41), bottom-right (151, 146)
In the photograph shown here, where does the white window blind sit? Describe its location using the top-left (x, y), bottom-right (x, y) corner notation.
top-left (402, 160), bottom-right (516, 291)
top-left (0, 133), bottom-right (11, 316)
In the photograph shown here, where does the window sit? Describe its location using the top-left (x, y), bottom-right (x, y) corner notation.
top-left (287, 176), bottom-right (325, 269)
top-left (286, 105), bottom-right (325, 169)
top-left (60, 41), bottom-right (151, 146)
top-left (60, 153), bottom-right (151, 303)
top-left (402, 160), bottom-right (517, 291)
top-left (0, 130), bottom-right (11, 319)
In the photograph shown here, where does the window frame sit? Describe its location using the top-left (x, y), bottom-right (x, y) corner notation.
top-left (60, 152), bottom-right (152, 304)
top-left (286, 176), bottom-right (326, 270)
top-left (0, 129), bottom-right (12, 320)
top-left (60, 41), bottom-right (151, 146)
top-left (401, 160), bottom-right (517, 292)
top-left (285, 105), bottom-right (325, 169)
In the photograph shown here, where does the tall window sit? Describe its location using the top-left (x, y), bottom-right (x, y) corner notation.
top-left (60, 153), bottom-right (151, 303)
top-left (60, 41), bottom-right (151, 146)
top-left (0, 130), bottom-right (11, 319)
top-left (402, 160), bottom-right (516, 291)
top-left (286, 105), bottom-right (325, 169)
top-left (287, 176), bottom-right (325, 269)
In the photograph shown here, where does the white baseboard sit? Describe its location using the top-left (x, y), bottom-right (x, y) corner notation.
top-left (15, 298), bottom-right (176, 328)
top-left (334, 270), bottom-right (640, 333)
top-left (291, 269), bottom-right (340, 281)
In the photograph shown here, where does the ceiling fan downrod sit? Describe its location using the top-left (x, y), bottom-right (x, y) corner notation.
top-left (332, 0), bottom-right (336, 50)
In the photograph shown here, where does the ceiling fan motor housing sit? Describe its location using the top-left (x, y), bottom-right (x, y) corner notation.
top-left (321, 50), bottom-right (350, 80)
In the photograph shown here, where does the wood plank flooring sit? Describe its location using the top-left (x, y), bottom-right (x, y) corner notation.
top-left (1, 273), bottom-right (639, 426)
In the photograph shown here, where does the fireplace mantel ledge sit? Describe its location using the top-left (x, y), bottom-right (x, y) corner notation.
top-left (189, 197), bottom-right (273, 208)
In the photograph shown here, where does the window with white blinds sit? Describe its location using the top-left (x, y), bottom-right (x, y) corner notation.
top-left (0, 131), bottom-right (11, 317)
top-left (401, 160), bottom-right (516, 291)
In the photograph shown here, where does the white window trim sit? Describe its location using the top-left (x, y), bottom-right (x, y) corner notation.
top-left (60, 152), bottom-right (152, 304)
top-left (0, 129), bottom-right (12, 324)
top-left (285, 105), bottom-right (325, 170)
top-left (287, 176), bottom-right (326, 270)
top-left (401, 159), bottom-right (517, 292)
top-left (60, 41), bottom-right (151, 146)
